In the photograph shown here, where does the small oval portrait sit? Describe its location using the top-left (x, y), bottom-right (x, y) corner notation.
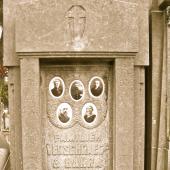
top-left (57, 103), bottom-right (72, 124)
top-left (82, 103), bottom-right (97, 123)
top-left (49, 77), bottom-right (65, 98)
top-left (70, 80), bottom-right (84, 101)
top-left (89, 76), bottom-right (104, 97)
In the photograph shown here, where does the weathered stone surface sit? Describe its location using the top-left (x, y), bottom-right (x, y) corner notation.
top-left (8, 67), bottom-right (23, 170)
top-left (114, 58), bottom-right (134, 170)
top-left (16, 0), bottom-right (138, 53)
top-left (167, 7), bottom-right (170, 170)
top-left (4, 1), bottom-right (148, 170)
top-left (137, 0), bottom-right (149, 65)
top-left (3, 0), bottom-right (20, 66)
top-left (150, 11), bottom-right (164, 170)
top-left (134, 67), bottom-right (145, 170)
top-left (3, 0), bottom-right (149, 66)
top-left (147, 10), bottom-right (169, 170)
top-left (167, 10), bottom-right (170, 146)
top-left (41, 64), bottom-right (112, 169)
top-left (20, 58), bottom-right (42, 170)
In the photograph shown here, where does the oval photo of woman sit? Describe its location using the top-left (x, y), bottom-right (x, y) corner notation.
top-left (70, 80), bottom-right (84, 101)
top-left (89, 76), bottom-right (104, 97)
top-left (57, 103), bottom-right (72, 124)
top-left (82, 103), bottom-right (97, 124)
top-left (49, 77), bottom-right (65, 98)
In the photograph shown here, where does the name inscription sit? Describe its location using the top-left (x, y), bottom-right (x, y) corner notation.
top-left (45, 131), bottom-right (109, 169)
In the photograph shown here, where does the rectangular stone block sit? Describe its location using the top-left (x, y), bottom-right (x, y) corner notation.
top-left (20, 58), bottom-right (42, 170)
top-left (3, 0), bottom-right (149, 66)
top-left (41, 64), bottom-right (113, 169)
top-left (114, 57), bottom-right (134, 170)
top-left (16, 0), bottom-right (138, 53)
top-left (8, 67), bottom-right (23, 170)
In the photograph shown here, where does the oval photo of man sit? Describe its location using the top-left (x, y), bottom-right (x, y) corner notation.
top-left (89, 76), bottom-right (104, 97)
top-left (49, 77), bottom-right (65, 98)
top-left (82, 103), bottom-right (97, 124)
top-left (57, 103), bottom-right (72, 124)
top-left (70, 80), bottom-right (84, 101)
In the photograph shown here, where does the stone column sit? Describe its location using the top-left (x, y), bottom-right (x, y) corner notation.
top-left (20, 58), bottom-right (42, 170)
top-left (8, 67), bottom-right (22, 170)
top-left (114, 57), bottom-right (134, 170)
top-left (150, 11), bottom-right (164, 170)
top-left (150, 7), bottom-right (169, 170)
top-left (155, 10), bottom-right (168, 170)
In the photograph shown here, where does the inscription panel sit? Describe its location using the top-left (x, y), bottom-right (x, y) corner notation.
top-left (45, 126), bottom-right (110, 169)
top-left (41, 65), bottom-right (112, 170)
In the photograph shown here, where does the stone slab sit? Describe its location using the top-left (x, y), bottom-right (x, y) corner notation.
top-left (16, 0), bottom-right (139, 53)
top-left (41, 64), bottom-right (113, 169)
top-left (3, 0), bottom-right (149, 66)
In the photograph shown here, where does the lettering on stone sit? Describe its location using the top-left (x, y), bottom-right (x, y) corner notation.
top-left (45, 131), bottom-right (109, 169)
top-left (44, 66), bottom-right (111, 169)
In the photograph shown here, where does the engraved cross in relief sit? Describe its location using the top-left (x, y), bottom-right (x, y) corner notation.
top-left (66, 5), bottom-right (87, 50)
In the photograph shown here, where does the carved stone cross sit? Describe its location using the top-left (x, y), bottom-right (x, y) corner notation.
top-left (66, 5), bottom-right (86, 41)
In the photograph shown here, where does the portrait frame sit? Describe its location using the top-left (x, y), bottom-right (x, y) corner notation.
top-left (89, 76), bottom-right (105, 98)
top-left (69, 80), bottom-right (85, 101)
top-left (82, 103), bottom-right (97, 124)
top-left (56, 103), bottom-right (73, 124)
top-left (49, 76), bottom-right (65, 99)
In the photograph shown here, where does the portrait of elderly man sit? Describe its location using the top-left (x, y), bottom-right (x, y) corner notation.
top-left (58, 107), bottom-right (70, 123)
top-left (84, 105), bottom-right (96, 123)
top-left (90, 78), bottom-right (103, 97)
top-left (51, 79), bottom-right (63, 97)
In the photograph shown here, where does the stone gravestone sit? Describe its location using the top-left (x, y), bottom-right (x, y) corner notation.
top-left (3, 0), bottom-right (149, 170)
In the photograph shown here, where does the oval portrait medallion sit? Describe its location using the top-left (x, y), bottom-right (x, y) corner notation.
top-left (82, 103), bottom-right (97, 124)
top-left (69, 80), bottom-right (84, 101)
top-left (89, 76), bottom-right (105, 98)
top-left (49, 77), bottom-right (65, 98)
top-left (57, 103), bottom-right (72, 124)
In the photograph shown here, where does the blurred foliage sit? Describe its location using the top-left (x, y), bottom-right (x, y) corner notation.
top-left (0, 79), bottom-right (8, 106)
top-left (0, 67), bottom-right (8, 78)
top-left (0, 66), bottom-right (8, 107)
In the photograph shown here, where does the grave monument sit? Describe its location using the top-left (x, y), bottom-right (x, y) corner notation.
top-left (3, 0), bottom-right (149, 170)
